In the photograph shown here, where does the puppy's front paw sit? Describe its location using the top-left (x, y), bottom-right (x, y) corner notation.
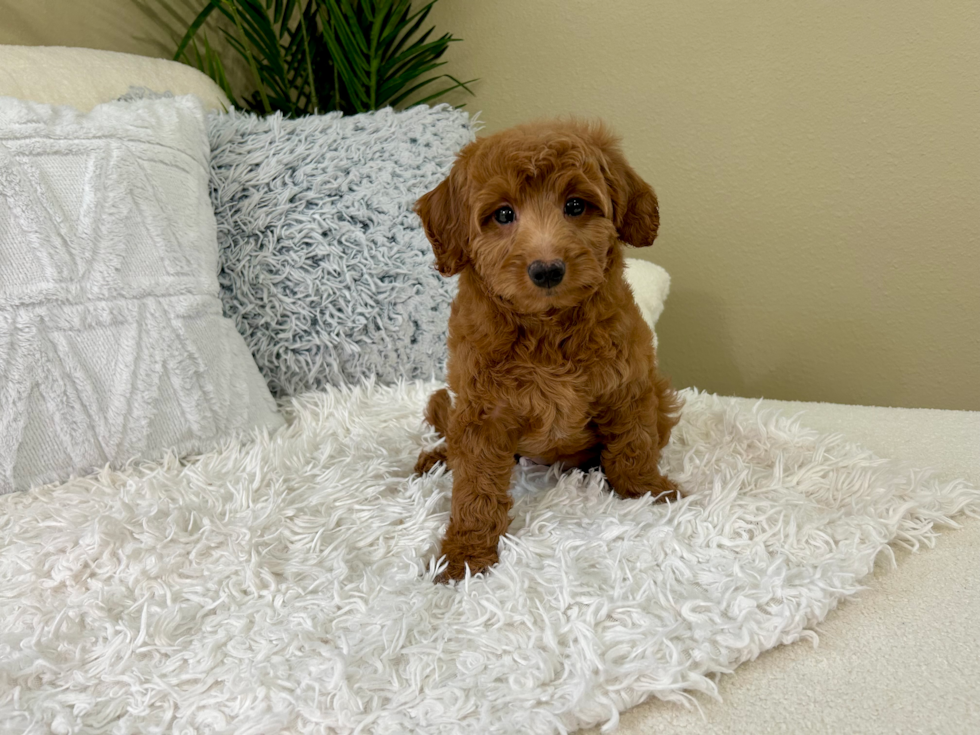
top-left (611, 473), bottom-right (680, 503)
top-left (648, 475), bottom-right (680, 502)
top-left (414, 445), bottom-right (448, 475)
top-left (436, 555), bottom-right (497, 583)
top-left (436, 537), bottom-right (500, 583)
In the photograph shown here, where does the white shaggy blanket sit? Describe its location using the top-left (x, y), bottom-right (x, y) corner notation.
top-left (1, 382), bottom-right (977, 735)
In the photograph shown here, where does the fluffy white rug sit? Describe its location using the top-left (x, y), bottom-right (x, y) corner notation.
top-left (1, 381), bottom-right (977, 735)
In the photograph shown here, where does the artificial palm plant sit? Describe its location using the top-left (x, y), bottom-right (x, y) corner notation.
top-left (146, 0), bottom-right (474, 116)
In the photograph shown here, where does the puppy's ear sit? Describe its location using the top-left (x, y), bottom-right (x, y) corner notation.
top-left (415, 165), bottom-right (470, 276)
top-left (601, 141), bottom-right (660, 248)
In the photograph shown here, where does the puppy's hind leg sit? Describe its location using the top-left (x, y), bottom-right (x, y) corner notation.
top-left (595, 384), bottom-right (680, 502)
top-left (415, 388), bottom-right (452, 475)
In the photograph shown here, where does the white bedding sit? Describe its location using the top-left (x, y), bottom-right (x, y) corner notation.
top-left (590, 398), bottom-right (980, 735)
top-left (1, 382), bottom-right (975, 734)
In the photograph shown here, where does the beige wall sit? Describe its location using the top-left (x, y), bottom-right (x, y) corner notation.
top-left (426, 0), bottom-right (980, 410)
top-left (0, 0), bottom-right (174, 57)
top-left (0, 0), bottom-right (252, 92)
top-left (3, 0), bottom-right (978, 409)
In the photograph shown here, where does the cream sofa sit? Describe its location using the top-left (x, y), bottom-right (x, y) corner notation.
top-left (1, 44), bottom-right (977, 735)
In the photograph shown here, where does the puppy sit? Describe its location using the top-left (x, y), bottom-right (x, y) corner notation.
top-left (415, 120), bottom-right (681, 581)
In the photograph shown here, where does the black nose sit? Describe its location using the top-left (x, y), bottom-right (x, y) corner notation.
top-left (527, 259), bottom-right (566, 289)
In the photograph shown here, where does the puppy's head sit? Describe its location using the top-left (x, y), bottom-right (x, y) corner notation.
top-left (415, 120), bottom-right (659, 314)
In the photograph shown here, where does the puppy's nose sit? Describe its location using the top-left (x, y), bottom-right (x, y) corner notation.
top-left (527, 259), bottom-right (566, 289)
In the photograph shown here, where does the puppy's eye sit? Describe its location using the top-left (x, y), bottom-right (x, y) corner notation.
top-left (493, 206), bottom-right (515, 224)
top-left (564, 198), bottom-right (586, 217)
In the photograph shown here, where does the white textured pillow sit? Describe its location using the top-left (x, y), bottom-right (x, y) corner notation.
top-left (0, 95), bottom-right (284, 494)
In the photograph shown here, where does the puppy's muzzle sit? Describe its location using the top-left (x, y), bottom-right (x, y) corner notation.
top-left (527, 259), bottom-right (566, 289)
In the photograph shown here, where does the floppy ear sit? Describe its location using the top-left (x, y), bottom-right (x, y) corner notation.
top-left (415, 164), bottom-right (470, 276)
top-left (602, 144), bottom-right (660, 248)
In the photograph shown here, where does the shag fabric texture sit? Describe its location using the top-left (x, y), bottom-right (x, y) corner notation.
top-left (0, 95), bottom-right (284, 494)
top-left (209, 105), bottom-right (475, 396)
top-left (1, 382), bottom-right (976, 734)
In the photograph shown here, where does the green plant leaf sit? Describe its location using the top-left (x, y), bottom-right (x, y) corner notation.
top-left (314, 1), bottom-right (371, 110)
top-left (376, 0), bottom-right (414, 49)
top-left (377, 59), bottom-right (446, 104)
top-left (224, 0), bottom-right (273, 113)
top-left (410, 74), bottom-right (476, 106)
top-left (383, 71), bottom-right (444, 107)
top-left (272, 0), bottom-right (298, 26)
top-left (296, 5), bottom-right (319, 111)
top-left (318, 0), bottom-right (369, 56)
top-left (200, 33), bottom-right (237, 107)
top-left (155, 0), bottom-right (473, 117)
top-left (173, 0), bottom-right (221, 62)
top-left (382, 1), bottom-right (433, 62)
top-left (380, 34), bottom-right (453, 80)
top-left (225, 0), bottom-right (285, 84)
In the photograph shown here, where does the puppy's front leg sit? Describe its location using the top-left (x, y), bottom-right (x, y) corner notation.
top-left (438, 407), bottom-right (518, 581)
top-left (595, 386), bottom-right (679, 502)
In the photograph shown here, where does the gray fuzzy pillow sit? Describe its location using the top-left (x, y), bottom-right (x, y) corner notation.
top-left (208, 105), bottom-right (474, 396)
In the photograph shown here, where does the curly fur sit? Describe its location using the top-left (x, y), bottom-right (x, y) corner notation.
top-left (414, 120), bottom-right (682, 580)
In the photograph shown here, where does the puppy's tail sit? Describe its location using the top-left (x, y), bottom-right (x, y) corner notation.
top-left (654, 373), bottom-right (683, 450)
top-left (424, 388), bottom-right (453, 438)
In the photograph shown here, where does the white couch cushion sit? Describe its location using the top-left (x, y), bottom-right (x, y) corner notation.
top-left (0, 44), bottom-right (229, 113)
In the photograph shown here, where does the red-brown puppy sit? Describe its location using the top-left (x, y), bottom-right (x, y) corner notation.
top-left (415, 120), bottom-right (681, 581)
